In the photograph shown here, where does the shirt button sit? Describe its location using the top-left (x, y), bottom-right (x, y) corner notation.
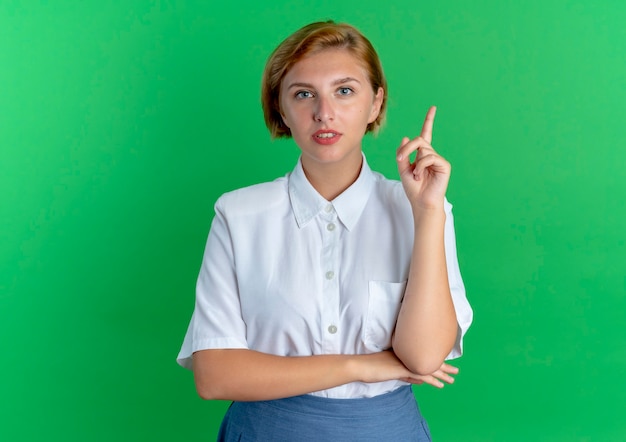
top-left (325, 204), bottom-right (333, 213)
top-left (325, 271), bottom-right (334, 280)
top-left (328, 325), bottom-right (338, 334)
top-left (326, 223), bottom-right (335, 231)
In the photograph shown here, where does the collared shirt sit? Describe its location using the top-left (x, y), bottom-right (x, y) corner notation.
top-left (177, 155), bottom-right (473, 398)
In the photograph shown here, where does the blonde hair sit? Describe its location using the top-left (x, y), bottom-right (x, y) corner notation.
top-left (261, 21), bottom-right (387, 139)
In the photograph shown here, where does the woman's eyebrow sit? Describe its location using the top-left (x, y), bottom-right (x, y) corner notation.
top-left (332, 77), bottom-right (361, 85)
top-left (286, 82), bottom-right (314, 90)
top-left (286, 77), bottom-right (361, 90)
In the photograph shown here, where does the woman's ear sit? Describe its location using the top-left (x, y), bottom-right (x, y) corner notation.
top-left (278, 100), bottom-right (291, 129)
top-left (368, 87), bottom-right (384, 123)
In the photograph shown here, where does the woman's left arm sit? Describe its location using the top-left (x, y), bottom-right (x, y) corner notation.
top-left (392, 106), bottom-right (459, 375)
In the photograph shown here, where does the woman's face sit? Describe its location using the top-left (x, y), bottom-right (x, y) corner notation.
top-left (279, 48), bottom-right (384, 171)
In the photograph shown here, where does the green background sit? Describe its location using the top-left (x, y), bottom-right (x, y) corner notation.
top-left (2, 1), bottom-right (625, 440)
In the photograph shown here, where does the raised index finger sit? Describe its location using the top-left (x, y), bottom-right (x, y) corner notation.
top-left (420, 106), bottom-right (437, 144)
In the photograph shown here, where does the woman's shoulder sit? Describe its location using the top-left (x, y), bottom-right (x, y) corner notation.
top-left (215, 175), bottom-right (289, 216)
top-left (370, 171), bottom-right (407, 203)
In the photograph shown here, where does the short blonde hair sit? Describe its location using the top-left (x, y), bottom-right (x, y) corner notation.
top-left (261, 21), bottom-right (387, 139)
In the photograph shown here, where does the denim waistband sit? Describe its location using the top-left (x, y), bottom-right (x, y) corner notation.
top-left (253, 385), bottom-right (416, 418)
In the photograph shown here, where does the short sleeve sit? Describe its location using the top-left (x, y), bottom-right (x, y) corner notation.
top-left (443, 200), bottom-right (473, 360)
top-left (176, 199), bottom-right (248, 370)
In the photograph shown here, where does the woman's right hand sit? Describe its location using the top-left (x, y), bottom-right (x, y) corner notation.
top-left (405, 361), bottom-right (458, 388)
top-left (359, 350), bottom-right (458, 389)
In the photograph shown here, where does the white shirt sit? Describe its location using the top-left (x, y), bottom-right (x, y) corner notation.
top-left (177, 155), bottom-right (473, 398)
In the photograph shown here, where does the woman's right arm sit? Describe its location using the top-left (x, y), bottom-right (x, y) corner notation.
top-left (192, 349), bottom-right (456, 401)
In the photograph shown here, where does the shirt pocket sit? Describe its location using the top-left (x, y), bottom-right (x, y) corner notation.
top-left (363, 280), bottom-right (407, 351)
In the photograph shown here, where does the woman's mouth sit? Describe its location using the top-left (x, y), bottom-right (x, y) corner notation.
top-left (313, 130), bottom-right (341, 145)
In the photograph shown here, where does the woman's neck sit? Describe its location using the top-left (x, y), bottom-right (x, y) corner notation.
top-left (301, 154), bottom-right (363, 201)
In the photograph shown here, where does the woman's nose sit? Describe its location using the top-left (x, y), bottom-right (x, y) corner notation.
top-left (314, 96), bottom-right (334, 122)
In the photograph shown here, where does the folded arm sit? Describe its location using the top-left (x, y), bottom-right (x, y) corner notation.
top-left (192, 348), bottom-right (456, 402)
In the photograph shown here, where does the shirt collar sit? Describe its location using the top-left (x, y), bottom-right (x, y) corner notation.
top-left (288, 154), bottom-right (375, 231)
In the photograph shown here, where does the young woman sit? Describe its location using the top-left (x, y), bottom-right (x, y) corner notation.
top-left (178, 21), bottom-right (472, 441)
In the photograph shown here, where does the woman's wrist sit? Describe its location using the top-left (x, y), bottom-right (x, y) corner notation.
top-left (411, 205), bottom-right (446, 228)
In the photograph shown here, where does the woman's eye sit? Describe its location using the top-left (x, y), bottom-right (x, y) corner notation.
top-left (337, 87), bottom-right (353, 96)
top-left (295, 90), bottom-right (313, 99)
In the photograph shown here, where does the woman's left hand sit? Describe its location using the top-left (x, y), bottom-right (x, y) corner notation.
top-left (396, 106), bottom-right (451, 211)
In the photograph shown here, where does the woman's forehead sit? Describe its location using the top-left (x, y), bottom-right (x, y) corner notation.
top-left (283, 49), bottom-right (369, 83)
